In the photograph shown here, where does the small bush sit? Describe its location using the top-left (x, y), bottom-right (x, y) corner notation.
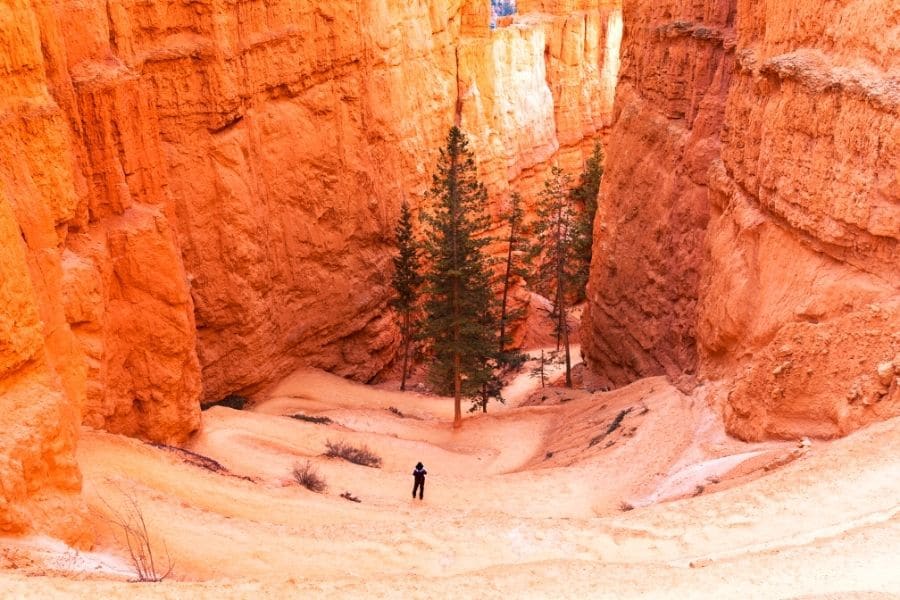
top-left (589, 407), bottom-right (634, 447)
top-left (606, 407), bottom-right (633, 435)
top-left (97, 489), bottom-right (174, 582)
top-left (324, 440), bottom-right (382, 468)
top-left (151, 443), bottom-right (227, 474)
top-left (387, 406), bottom-right (422, 420)
top-left (293, 461), bottom-right (327, 493)
top-left (201, 394), bottom-right (248, 411)
top-left (340, 491), bottom-right (361, 503)
top-left (619, 501), bottom-right (634, 512)
top-left (290, 413), bottom-right (333, 425)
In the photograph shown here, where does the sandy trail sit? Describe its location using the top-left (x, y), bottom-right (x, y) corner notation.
top-left (501, 345), bottom-right (584, 406)
top-left (2, 367), bottom-right (899, 597)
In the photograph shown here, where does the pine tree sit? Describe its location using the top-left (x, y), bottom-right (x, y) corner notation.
top-left (390, 201), bottom-right (421, 391)
top-left (571, 142), bottom-right (604, 299)
top-left (498, 192), bottom-right (525, 360)
top-left (531, 165), bottom-right (576, 388)
top-left (421, 127), bottom-right (499, 427)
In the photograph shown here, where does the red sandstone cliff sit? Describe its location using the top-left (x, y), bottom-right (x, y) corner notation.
top-left (582, 0), bottom-right (899, 440)
top-left (582, 0), bottom-right (735, 386)
top-left (1, 0), bottom-right (619, 541)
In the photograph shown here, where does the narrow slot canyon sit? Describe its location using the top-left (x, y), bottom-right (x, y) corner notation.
top-left (0, 0), bottom-right (897, 597)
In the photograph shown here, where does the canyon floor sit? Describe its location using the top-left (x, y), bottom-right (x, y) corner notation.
top-left (2, 353), bottom-right (899, 598)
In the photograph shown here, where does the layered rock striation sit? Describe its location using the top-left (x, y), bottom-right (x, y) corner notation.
top-left (583, 0), bottom-right (899, 439)
top-left (582, 0), bottom-right (735, 387)
top-left (1, 0), bottom-right (620, 541)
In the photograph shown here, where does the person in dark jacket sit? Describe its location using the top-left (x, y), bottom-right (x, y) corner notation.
top-left (412, 462), bottom-right (427, 499)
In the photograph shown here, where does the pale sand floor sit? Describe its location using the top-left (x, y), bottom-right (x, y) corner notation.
top-left (1, 366), bottom-right (899, 598)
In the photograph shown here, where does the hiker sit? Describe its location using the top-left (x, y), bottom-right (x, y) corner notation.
top-left (412, 462), bottom-right (427, 500)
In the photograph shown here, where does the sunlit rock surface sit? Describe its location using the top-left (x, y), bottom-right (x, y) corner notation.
top-left (582, 0), bottom-right (899, 440)
top-left (0, 0), bottom-right (620, 539)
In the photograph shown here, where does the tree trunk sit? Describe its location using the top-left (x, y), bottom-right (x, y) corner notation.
top-left (555, 201), bottom-right (572, 388)
top-left (499, 219), bottom-right (516, 355)
top-left (562, 305), bottom-right (572, 388)
top-left (400, 311), bottom-right (411, 391)
top-left (450, 143), bottom-right (462, 429)
top-left (554, 309), bottom-right (561, 351)
top-left (556, 280), bottom-right (572, 387)
top-left (453, 352), bottom-right (462, 428)
top-left (540, 349), bottom-right (545, 387)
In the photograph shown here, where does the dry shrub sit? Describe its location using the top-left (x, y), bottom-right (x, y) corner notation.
top-left (589, 407), bottom-right (634, 447)
top-left (98, 490), bottom-right (173, 582)
top-left (290, 413), bottom-right (333, 425)
top-left (150, 443), bottom-right (227, 473)
top-left (387, 407), bottom-right (421, 420)
top-left (293, 460), bottom-right (327, 493)
top-left (324, 440), bottom-right (382, 468)
top-left (150, 443), bottom-right (254, 482)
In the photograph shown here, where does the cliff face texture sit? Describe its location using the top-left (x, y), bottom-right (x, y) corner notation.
top-left (702, 0), bottom-right (899, 440)
top-left (583, 0), bottom-right (899, 440)
top-left (1, 0), bottom-right (620, 542)
top-left (582, 0), bottom-right (735, 387)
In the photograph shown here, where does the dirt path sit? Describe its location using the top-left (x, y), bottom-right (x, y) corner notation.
top-left (1, 368), bottom-right (899, 597)
top-left (501, 345), bottom-right (583, 406)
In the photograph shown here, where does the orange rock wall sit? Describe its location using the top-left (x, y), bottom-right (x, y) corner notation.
top-left (582, 0), bottom-right (735, 386)
top-left (583, 0), bottom-right (899, 439)
top-left (701, 0), bottom-right (899, 439)
top-left (1, 0), bottom-right (90, 546)
top-left (1, 0), bottom-right (620, 541)
top-left (147, 0), bottom-right (620, 401)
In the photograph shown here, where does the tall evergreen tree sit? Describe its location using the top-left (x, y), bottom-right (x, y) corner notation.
top-left (421, 127), bottom-right (499, 427)
top-left (498, 192), bottom-right (525, 359)
top-left (571, 142), bottom-right (604, 298)
top-left (531, 165), bottom-right (576, 387)
top-left (390, 201), bottom-right (421, 391)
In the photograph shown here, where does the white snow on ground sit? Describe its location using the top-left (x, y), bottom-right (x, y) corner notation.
top-left (636, 450), bottom-right (765, 506)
